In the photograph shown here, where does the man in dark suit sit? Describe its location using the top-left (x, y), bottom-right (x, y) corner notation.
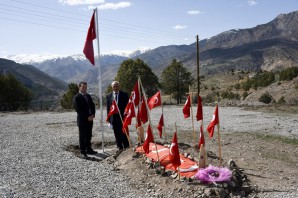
top-left (106, 81), bottom-right (129, 150)
top-left (73, 82), bottom-right (97, 158)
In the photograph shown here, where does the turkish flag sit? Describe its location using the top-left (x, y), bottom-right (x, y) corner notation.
top-left (198, 124), bottom-right (205, 149)
top-left (83, 12), bottom-right (96, 65)
top-left (143, 125), bottom-right (154, 154)
top-left (123, 102), bottom-right (136, 129)
top-left (196, 95), bottom-right (203, 121)
top-left (169, 132), bottom-right (181, 168)
top-left (148, 91), bottom-right (161, 110)
top-left (206, 105), bottom-right (219, 138)
top-left (182, 95), bottom-right (191, 118)
top-left (106, 100), bottom-right (119, 122)
top-left (139, 97), bottom-right (148, 124)
top-left (157, 114), bottom-right (164, 138)
top-left (131, 80), bottom-right (140, 106)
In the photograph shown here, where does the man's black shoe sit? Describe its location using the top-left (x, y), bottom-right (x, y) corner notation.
top-left (86, 148), bottom-right (97, 155)
top-left (80, 152), bottom-right (88, 159)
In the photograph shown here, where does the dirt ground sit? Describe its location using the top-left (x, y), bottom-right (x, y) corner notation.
top-left (90, 128), bottom-right (297, 197)
top-left (71, 106), bottom-right (298, 197)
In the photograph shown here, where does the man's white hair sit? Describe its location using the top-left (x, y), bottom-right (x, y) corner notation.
top-left (111, 81), bottom-right (119, 86)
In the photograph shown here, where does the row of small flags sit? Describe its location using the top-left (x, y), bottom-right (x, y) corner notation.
top-left (106, 78), bottom-right (220, 168)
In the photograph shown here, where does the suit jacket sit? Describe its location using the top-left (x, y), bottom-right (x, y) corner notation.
top-left (73, 92), bottom-right (95, 125)
top-left (106, 90), bottom-right (129, 124)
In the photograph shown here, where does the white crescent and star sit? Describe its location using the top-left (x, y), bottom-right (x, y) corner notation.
top-left (169, 142), bottom-right (175, 155)
top-left (151, 96), bottom-right (158, 105)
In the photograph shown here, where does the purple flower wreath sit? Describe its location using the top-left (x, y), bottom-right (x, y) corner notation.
top-left (195, 165), bottom-right (232, 183)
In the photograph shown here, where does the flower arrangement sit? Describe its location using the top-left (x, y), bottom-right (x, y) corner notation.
top-left (195, 165), bottom-right (232, 183)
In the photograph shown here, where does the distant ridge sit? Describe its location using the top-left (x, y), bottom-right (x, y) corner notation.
top-left (0, 58), bottom-right (67, 100)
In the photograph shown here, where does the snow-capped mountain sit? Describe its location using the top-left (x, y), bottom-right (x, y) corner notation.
top-left (4, 47), bottom-right (151, 65)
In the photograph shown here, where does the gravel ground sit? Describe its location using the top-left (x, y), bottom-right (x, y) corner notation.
top-left (0, 106), bottom-right (297, 197)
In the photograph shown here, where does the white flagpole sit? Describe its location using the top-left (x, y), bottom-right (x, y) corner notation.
top-left (94, 8), bottom-right (104, 152)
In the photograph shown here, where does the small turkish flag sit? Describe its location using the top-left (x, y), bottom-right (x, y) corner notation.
top-left (157, 114), bottom-right (164, 138)
top-left (196, 95), bottom-right (203, 121)
top-left (143, 125), bottom-right (154, 154)
top-left (206, 105), bottom-right (219, 137)
top-left (106, 100), bottom-right (119, 122)
top-left (169, 132), bottom-right (181, 168)
top-left (148, 91), bottom-right (161, 110)
top-left (182, 95), bottom-right (191, 118)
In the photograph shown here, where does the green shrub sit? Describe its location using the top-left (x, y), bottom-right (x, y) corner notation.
top-left (258, 92), bottom-right (272, 104)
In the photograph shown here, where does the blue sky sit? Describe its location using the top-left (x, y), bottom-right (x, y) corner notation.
top-left (0, 0), bottom-right (297, 56)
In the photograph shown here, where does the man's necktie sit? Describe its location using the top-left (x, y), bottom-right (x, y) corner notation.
top-left (115, 93), bottom-right (118, 103)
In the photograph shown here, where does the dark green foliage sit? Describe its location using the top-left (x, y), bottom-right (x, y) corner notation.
top-left (279, 67), bottom-right (298, 81)
top-left (242, 79), bottom-right (252, 91)
top-left (242, 91), bottom-right (248, 99)
top-left (114, 58), bottom-right (159, 97)
top-left (234, 83), bottom-right (240, 90)
top-left (0, 74), bottom-right (32, 111)
top-left (241, 71), bottom-right (275, 91)
top-left (160, 59), bottom-right (194, 104)
top-left (258, 92), bottom-right (273, 104)
top-left (60, 83), bottom-right (79, 109)
top-left (253, 71), bottom-right (276, 87)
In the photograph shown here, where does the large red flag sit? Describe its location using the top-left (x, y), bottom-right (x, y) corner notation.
top-left (196, 95), bottom-right (203, 121)
top-left (157, 114), bottom-right (164, 138)
top-left (122, 102), bottom-right (136, 129)
top-left (83, 12), bottom-right (96, 65)
top-left (198, 124), bottom-right (205, 149)
top-left (106, 100), bottom-right (119, 122)
top-left (206, 105), bottom-right (219, 138)
top-left (182, 95), bottom-right (191, 118)
top-left (143, 125), bottom-right (154, 154)
top-left (131, 80), bottom-right (140, 106)
top-left (139, 97), bottom-right (148, 124)
top-left (169, 132), bottom-right (181, 168)
top-left (148, 91), bottom-right (161, 110)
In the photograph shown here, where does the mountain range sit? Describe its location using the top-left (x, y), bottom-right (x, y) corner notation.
top-left (1, 10), bottom-right (298, 100)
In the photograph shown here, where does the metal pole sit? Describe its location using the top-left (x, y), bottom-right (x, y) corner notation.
top-left (196, 35), bottom-right (200, 95)
top-left (94, 8), bottom-right (104, 152)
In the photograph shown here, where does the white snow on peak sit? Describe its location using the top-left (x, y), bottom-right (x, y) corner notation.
top-left (103, 47), bottom-right (151, 57)
top-left (2, 47), bottom-right (151, 64)
top-left (2, 54), bottom-right (67, 64)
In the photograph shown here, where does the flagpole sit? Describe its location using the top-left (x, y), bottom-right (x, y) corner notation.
top-left (115, 102), bottom-right (132, 148)
top-left (160, 93), bottom-right (167, 143)
top-left (94, 8), bottom-right (104, 153)
top-left (189, 86), bottom-right (196, 158)
top-left (198, 121), bottom-right (206, 168)
top-left (215, 97), bottom-right (222, 166)
top-left (174, 122), bottom-right (181, 180)
top-left (139, 80), bottom-right (161, 170)
top-left (217, 123), bottom-right (222, 166)
top-left (136, 77), bottom-right (144, 144)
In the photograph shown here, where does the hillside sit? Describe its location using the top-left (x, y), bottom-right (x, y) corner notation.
top-left (0, 58), bottom-right (67, 100)
top-left (141, 11), bottom-right (298, 76)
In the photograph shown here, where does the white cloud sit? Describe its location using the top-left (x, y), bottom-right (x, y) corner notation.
top-left (96, 2), bottom-right (131, 10)
top-left (58, 0), bottom-right (105, 6)
top-left (173, 25), bottom-right (187, 30)
top-left (187, 10), bottom-right (204, 15)
top-left (248, 0), bottom-right (258, 6)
